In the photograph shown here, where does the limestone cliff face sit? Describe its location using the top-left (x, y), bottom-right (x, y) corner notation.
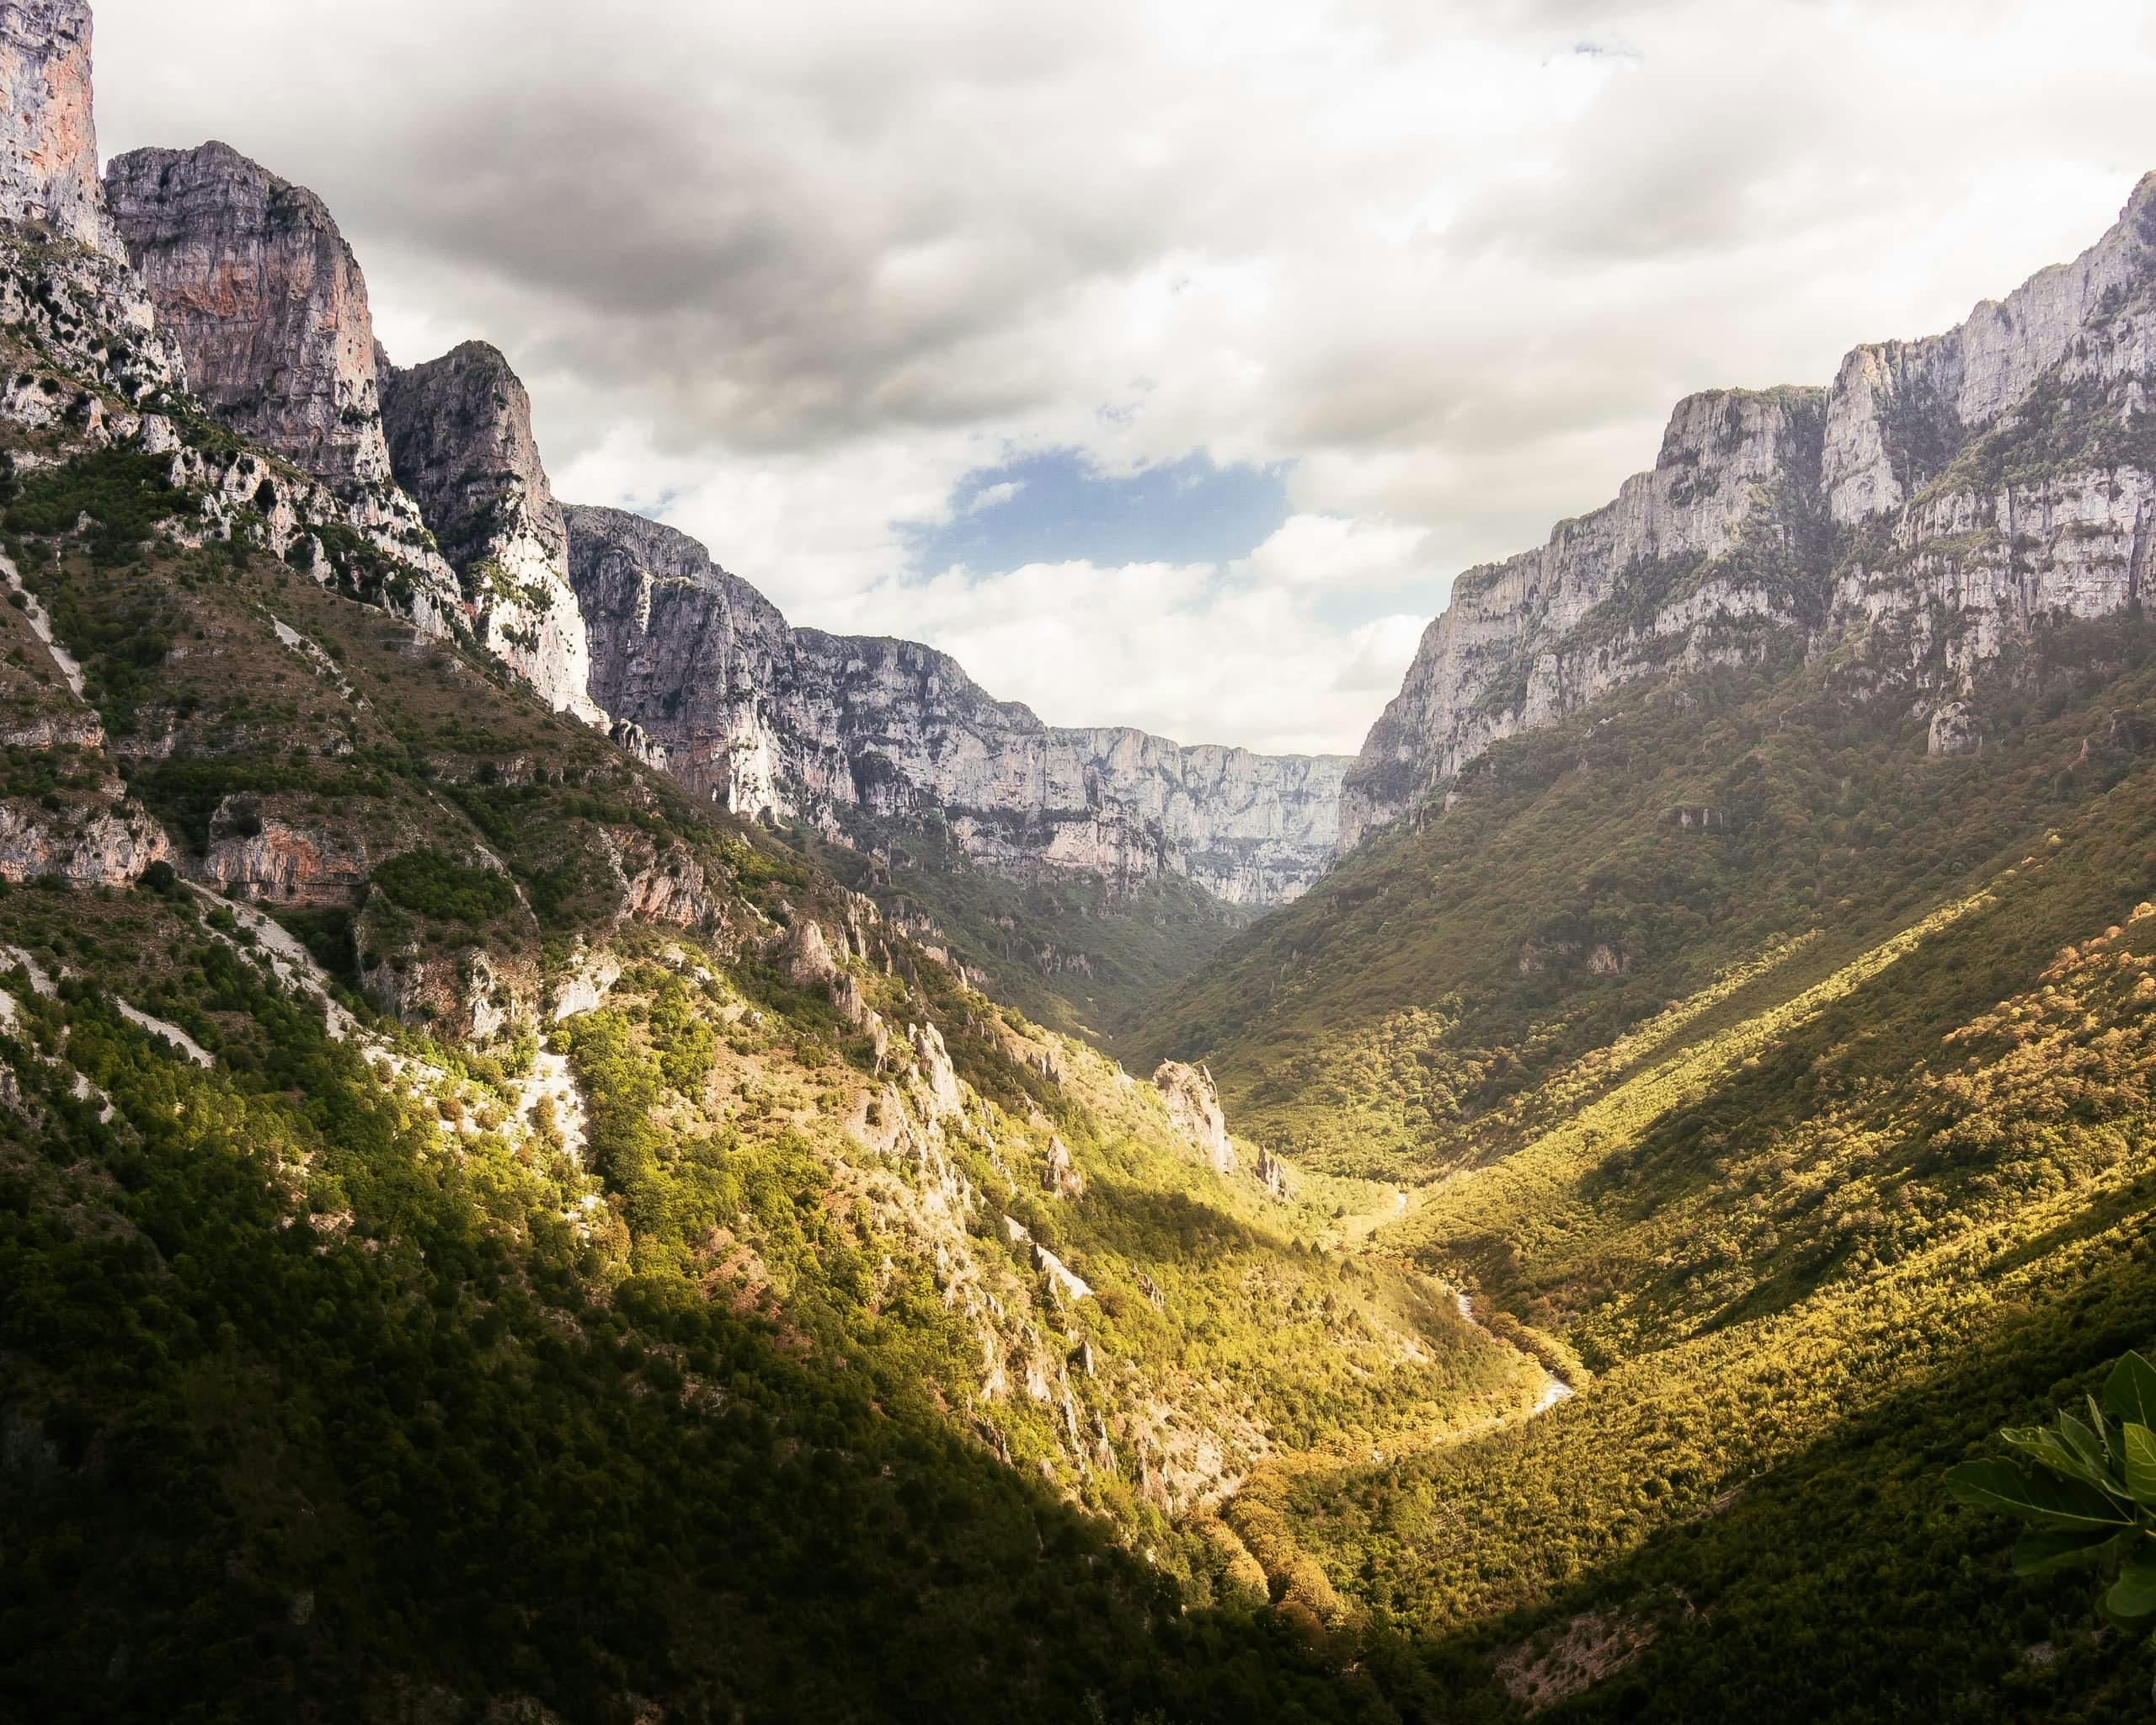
top-left (105, 143), bottom-right (393, 486)
top-left (1342, 172), bottom-right (2156, 847)
top-left (0, 0), bottom-right (118, 257)
top-left (380, 341), bottom-right (602, 721)
top-left (566, 505), bottom-right (1348, 905)
top-left (103, 142), bottom-right (466, 637)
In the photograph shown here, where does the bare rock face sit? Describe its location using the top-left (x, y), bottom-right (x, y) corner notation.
top-left (104, 142), bottom-right (391, 485)
top-left (1927, 700), bottom-right (1981, 758)
top-left (102, 141), bottom-right (466, 633)
top-left (0, 794), bottom-right (167, 884)
top-left (379, 341), bottom-right (602, 721)
top-left (564, 505), bottom-right (1349, 906)
top-left (1254, 1145), bottom-right (1295, 1202)
top-left (1154, 1060), bottom-right (1234, 1177)
top-left (0, 0), bottom-right (120, 257)
top-left (1342, 171), bottom-right (2156, 846)
top-left (1342, 385), bottom-right (1827, 848)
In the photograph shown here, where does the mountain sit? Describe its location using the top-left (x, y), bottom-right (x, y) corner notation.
top-left (93, 128), bottom-right (1345, 1033)
top-left (376, 339), bottom-right (605, 725)
top-left (1342, 174), bottom-right (2156, 847)
top-left (1122, 174), bottom-right (2156, 1718)
top-left (7, 0), bottom-right (2156, 1719)
top-left (0, 7), bottom-right (1540, 1720)
top-left (567, 503), bottom-right (1348, 1033)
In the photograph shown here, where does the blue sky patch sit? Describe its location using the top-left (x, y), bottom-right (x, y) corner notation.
top-left (901, 447), bottom-right (1292, 574)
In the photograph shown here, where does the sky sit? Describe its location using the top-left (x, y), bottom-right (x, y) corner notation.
top-left (89, 0), bottom-right (2156, 756)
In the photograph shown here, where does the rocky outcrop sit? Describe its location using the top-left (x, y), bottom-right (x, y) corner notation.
top-left (379, 341), bottom-right (602, 720)
top-left (105, 142), bottom-right (392, 485)
top-left (565, 505), bottom-right (1349, 906)
top-left (102, 142), bottom-right (463, 630)
top-left (1342, 386), bottom-right (1828, 847)
top-left (1343, 171), bottom-right (2156, 846)
top-left (197, 804), bottom-right (367, 905)
top-left (1255, 1145), bottom-right (1294, 1202)
top-left (1154, 1060), bottom-right (1233, 1176)
top-left (0, 794), bottom-right (167, 884)
top-left (0, 0), bottom-right (119, 257)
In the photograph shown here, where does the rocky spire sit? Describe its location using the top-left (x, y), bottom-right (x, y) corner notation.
top-left (0, 0), bottom-right (120, 257)
top-left (379, 341), bottom-right (603, 721)
top-left (103, 141), bottom-right (396, 489)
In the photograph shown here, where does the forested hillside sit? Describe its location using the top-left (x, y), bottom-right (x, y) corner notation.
top-left (0, 430), bottom-right (1545, 1722)
top-left (1131, 611), bottom-right (2156, 1716)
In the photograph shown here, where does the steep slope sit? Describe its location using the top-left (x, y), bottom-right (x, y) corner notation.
top-left (0, 331), bottom-right (1510, 1725)
top-left (1342, 173), bottom-right (2156, 847)
top-left (1213, 680), bottom-right (2156, 1718)
top-left (566, 504), bottom-right (1351, 910)
top-left (102, 140), bottom-right (615, 711)
top-left (1115, 174), bottom-right (2156, 1719)
top-left (378, 339), bottom-right (604, 723)
top-left (568, 503), bottom-right (1339, 1035)
top-left (0, 0), bottom-right (118, 258)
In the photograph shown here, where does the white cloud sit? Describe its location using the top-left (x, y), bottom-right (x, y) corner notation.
top-left (961, 478), bottom-right (1025, 514)
top-left (88, 0), bottom-right (2156, 752)
top-left (1241, 513), bottom-right (1433, 593)
top-left (846, 560), bottom-right (1420, 757)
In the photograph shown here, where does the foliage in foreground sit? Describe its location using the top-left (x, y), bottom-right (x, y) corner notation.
top-left (1951, 1351), bottom-right (2156, 1645)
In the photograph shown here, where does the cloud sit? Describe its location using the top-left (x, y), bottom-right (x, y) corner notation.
top-left (962, 479), bottom-right (1024, 515)
top-left (88, 0), bottom-right (2156, 752)
top-left (845, 559), bottom-right (1422, 757)
top-left (1241, 514), bottom-right (1433, 594)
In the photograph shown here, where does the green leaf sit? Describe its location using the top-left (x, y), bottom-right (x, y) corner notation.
top-left (2011, 1527), bottom-right (2127, 1575)
top-left (2107, 1558), bottom-right (2156, 1620)
top-left (1945, 1459), bottom-right (2135, 1531)
top-left (2125, 1424), bottom-right (2156, 1508)
top-left (2105, 1352), bottom-right (2156, 1429)
top-left (2061, 1405), bottom-right (2114, 1475)
top-left (2002, 1426), bottom-right (2123, 1497)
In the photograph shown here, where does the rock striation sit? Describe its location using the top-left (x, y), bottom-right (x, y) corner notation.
top-left (102, 141), bottom-right (465, 632)
top-left (0, 0), bottom-right (119, 257)
top-left (1342, 171), bottom-right (2156, 848)
top-left (565, 505), bottom-right (1349, 906)
top-left (104, 142), bottom-right (396, 488)
top-left (380, 341), bottom-right (602, 720)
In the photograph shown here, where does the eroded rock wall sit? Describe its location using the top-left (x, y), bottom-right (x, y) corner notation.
top-left (380, 341), bottom-right (602, 720)
top-left (1342, 172), bottom-right (2156, 847)
top-left (565, 505), bottom-right (1348, 905)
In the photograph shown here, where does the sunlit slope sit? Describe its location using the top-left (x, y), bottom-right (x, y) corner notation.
top-left (0, 437), bottom-right (1540, 1722)
top-left (1132, 621), bottom-right (2156, 1183)
top-left (1204, 672), bottom-right (2156, 1719)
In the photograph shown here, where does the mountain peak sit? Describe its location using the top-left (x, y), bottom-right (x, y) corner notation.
top-left (0, 0), bottom-right (120, 257)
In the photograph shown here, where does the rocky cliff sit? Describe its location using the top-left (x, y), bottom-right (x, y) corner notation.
top-left (1342, 171), bottom-right (2156, 848)
top-left (0, 0), bottom-right (117, 257)
top-left (101, 141), bottom-right (595, 671)
top-left (104, 142), bottom-right (400, 489)
top-left (379, 341), bottom-right (601, 720)
top-left (566, 505), bottom-right (1349, 905)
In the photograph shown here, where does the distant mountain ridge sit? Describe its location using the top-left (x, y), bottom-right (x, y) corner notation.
top-left (567, 505), bottom-right (1352, 908)
top-left (91, 133), bottom-right (1348, 911)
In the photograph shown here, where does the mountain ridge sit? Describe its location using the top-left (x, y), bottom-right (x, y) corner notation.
top-left (1342, 171), bottom-right (2156, 849)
